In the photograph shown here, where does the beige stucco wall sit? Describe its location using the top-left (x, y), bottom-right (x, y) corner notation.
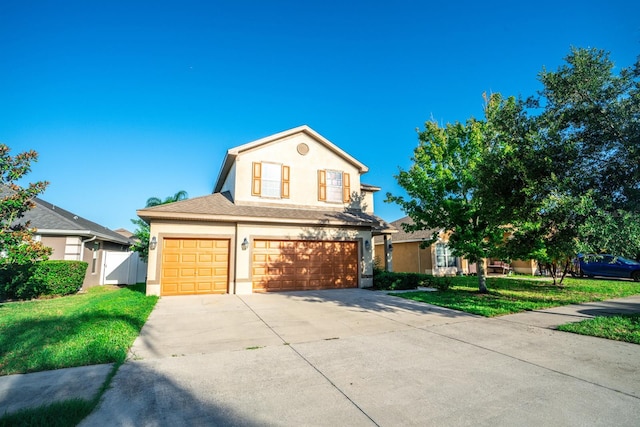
top-left (40, 236), bottom-right (67, 260)
top-left (231, 133), bottom-right (362, 208)
top-left (146, 220), bottom-right (373, 296)
top-left (220, 160), bottom-right (237, 199)
top-left (361, 190), bottom-right (375, 213)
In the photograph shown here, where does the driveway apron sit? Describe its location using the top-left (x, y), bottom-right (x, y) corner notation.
top-left (80, 289), bottom-right (640, 426)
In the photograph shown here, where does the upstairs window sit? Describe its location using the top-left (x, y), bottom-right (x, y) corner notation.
top-left (252, 162), bottom-right (290, 199)
top-left (318, 169), bottom-right (350, 203)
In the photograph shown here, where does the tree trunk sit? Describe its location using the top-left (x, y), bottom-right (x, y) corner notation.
top-left (477, 258), bottom-right (488, 293)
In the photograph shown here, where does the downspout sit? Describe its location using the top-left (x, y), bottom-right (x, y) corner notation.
top-left (79, 235), bottom-right (97, 289)
top-left (80, 235), bottom-right (97, 262)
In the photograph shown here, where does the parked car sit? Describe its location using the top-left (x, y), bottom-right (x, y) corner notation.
top-left (574, 254), bottom-right (640, 281)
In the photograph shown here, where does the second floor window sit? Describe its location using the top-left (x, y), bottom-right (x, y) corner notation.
top-left (318, 169), bottom-right (351, 203)
top-left (326, 170), bottom-right (343, 203)
top-left (261, 162), bottom-right (282, 198)
top-left (252, 162), bottom-right (290, 199)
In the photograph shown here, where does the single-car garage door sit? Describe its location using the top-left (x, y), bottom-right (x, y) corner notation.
top-left (161, 238), bottom-right (229, 296)
top-left (252, 240), bottom-right (358, 292)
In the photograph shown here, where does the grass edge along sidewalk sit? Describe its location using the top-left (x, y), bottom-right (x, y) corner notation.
top-left (393, 276), bottom-right (640, 345)
top-left (0, 284), bottom-right (157, 425)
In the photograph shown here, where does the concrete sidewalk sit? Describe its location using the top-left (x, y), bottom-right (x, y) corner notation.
top-left (1, 291), bottom-right (639, 426)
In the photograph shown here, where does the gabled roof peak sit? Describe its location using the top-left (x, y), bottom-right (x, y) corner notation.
top-left (213, 125), bottom-right (368, 193)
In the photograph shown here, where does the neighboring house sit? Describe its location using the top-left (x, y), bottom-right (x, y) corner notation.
top-left (374, 216), bottom-right (537, 276)
top-left (137, 125), bottom-right (395, 296)
top-left (373, 216), bottom-right (470, 276)
top-left (18, 198), bottom-right (147, 288)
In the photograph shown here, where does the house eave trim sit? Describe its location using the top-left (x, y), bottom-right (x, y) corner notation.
top-left (137, 211), bottom-right (374, 228)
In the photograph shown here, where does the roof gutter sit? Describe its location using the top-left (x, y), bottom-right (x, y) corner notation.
top-left (35, 229), bottom-right (131, 245)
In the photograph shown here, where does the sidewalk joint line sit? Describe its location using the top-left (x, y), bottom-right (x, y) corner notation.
top-left (236, 295), bottom-right (380, 427)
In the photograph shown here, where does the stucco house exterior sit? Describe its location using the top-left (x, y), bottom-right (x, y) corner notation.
top-left (374, 216), bottom-right (537, 276)
top-left (137, 125), bottom-right (394, 296)
top-left (18, 197), bottom-right (145, 288)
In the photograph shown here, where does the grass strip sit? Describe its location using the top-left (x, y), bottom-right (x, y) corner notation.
top-left (394, 276), bottom-right (640, 317)
top-left (557, 314), bottom-right (640, 344)
top-left (0, 283), bottom-right (158, 375)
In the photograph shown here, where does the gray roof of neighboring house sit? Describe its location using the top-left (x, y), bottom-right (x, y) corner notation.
top-left (373, 216), bottom-right (440, 244)
top-left (137, 192), bottom-right (395, 235)
top-left (18, 196), bottom-right (132, 245)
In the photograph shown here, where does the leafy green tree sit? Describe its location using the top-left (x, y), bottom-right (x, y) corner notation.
top-left (0, 144), bottom-right (51, 298)
top-left (538, 47), bottom-right (640, 212)
top-left (130, 191), bottom-right (189, 261)
top-left (387, 112), bottom-right (505, 293)
top-left (476, 48), bottom-right (640, 284)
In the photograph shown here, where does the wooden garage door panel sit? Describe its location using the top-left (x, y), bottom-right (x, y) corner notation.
top-left (161, 238), bottom-right (229, 296)
top-left (252, 240), bottom-right (358, 292)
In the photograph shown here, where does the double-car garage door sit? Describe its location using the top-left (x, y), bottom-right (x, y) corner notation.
top-left (160, 238), bottom-right (358, 295)
top-left (252, 240), bottom-right (358, 292)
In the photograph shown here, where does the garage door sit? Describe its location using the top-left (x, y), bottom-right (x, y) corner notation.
top-left (161, 238), bottom-right (229, 296)
top-left (252, 240), bottom-right (358, 292)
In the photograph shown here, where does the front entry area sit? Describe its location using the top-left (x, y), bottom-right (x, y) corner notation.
top-left (160, 238), bottom-right (230, 296)
top-left (251, 239), bottom-right (358, 292)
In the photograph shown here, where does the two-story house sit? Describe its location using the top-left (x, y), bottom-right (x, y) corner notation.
top-left (137, 125), bottom-right (394, 296)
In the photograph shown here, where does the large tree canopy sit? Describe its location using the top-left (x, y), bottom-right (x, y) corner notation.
top-left (389, 47), bottom-right (640, 288)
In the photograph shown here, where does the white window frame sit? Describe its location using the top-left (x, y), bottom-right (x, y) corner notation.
top-left (261, 162), bottom-right (282, 198)
top-left (435, 243), bottom-right (457, 268)
top-left (326, 170), bottom-right (343, 203)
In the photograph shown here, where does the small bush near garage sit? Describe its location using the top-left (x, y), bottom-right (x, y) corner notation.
top-left (0, 260), bottom-right (87, 301)
top-left (373, 269), bottom-right (428, 290)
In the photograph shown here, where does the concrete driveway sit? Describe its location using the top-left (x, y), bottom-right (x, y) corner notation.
top-left (81, 289), bottom-right (640, 426)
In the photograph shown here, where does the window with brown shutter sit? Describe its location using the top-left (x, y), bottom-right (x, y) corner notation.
top-left (318, 169), bottom-right (326, 201)
top-left (282, 165), bottom-right (290, 199)
top-left (252, 162), bottom-right (262, 196)
top-left (320, 169), bottom-right (349, 203)
top-left (343, 172), bottom-right (351, 203)
top-left (253, 162), bottom-right (289, 198)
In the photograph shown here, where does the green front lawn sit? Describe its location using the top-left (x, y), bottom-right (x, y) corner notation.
top-left (557, 314), bottom-right (640, 344)
top-left (0, 284), bottom-right (158, 376)
top-left (394, 276), bottom-right (640, 317)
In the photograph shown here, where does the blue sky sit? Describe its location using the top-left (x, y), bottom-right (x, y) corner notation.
top-left (1, 1), bottom-right (638, 231)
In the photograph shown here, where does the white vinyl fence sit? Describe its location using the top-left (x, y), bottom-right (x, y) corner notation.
top-left (101, 251), bottom-right (147, 285)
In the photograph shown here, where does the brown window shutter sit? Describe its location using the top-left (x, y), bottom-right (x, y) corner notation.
top-left (252, 162), bottom-right (262, 196)
top-left (343, 172), bottom-right (351, 203)
top-left (281, 165), bottom-right (290, 199)
top-left (318, 169), bottom-right (326, 201)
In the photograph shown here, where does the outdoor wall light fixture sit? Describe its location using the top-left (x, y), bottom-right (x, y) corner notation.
top-left (241, 238), bottom-right (249, 251)
top-left (364, 240), bottom-right (371, 251)
top-left (149, 236), bottom-right (158, 251)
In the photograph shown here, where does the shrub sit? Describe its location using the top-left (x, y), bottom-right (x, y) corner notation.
top-left (31, 261), bottom-right (88, 297)
top-left (431, 276), bottom-right (453, 291)
top-left (0, 260), bottom-right (87, 301)
top-left (0, 264), bottom-right (38, 301)
top-left (373, 270), bottom-right (426, 291)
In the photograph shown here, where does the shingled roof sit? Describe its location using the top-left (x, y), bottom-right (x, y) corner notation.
top-left (19, 197), bottom-right (131, 245)
top-left (137, 192), bottom-right (395, 234)
top-left (373, 216), bottom-right (440, 244)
